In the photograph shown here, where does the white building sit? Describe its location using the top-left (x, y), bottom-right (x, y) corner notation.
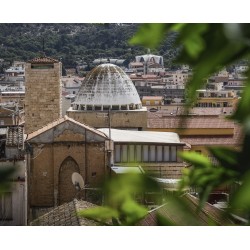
top-left (98, 128), bottom-right (188, 178)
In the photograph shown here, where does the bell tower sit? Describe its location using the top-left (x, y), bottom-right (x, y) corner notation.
top-left (25, 56), bottom-right (62, 134)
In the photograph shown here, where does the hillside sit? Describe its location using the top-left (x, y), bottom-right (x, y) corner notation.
top-left (0, 23), bottom-right (179, 69)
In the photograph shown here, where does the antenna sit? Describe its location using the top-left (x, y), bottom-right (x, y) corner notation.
top-left (72, 172), bottom-right (85, 190)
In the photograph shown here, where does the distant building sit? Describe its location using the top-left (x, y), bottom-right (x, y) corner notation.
top-left (93, 58), bottom-right (128, 68)
top-left (132, 53), bottom-right (164, 75)
top-left (61, 76), bottom-right (82, 95)
top-left (4, 66), bottom-right (25, 82)
top-left (147, 110), bottom-right (242, 157)
top-left (135, 54), bottom-right (164, 67)
top-left (0, 91), bottom-right (25, 107)
top-left (164, 70), bottom-right (190, 85)
top-left (142, 96), bottom-right (164, 106)
top-left (196, 89), bottom-right (238, 108)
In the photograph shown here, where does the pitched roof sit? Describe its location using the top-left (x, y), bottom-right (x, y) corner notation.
top-left (98, 128), bottom-right (184, 145)
top-left (138, 193), bottom-right (234, 226)
top-left (147, 107), bottom-right (235, 117)
top-left (27, 115), bottom-right (108, 140)
top-left (27, 56), bottom-right (59, 64)
top-left (30, 199), bottom-right (99, 226)
top-left (147, 116), bottom-right (235, 129)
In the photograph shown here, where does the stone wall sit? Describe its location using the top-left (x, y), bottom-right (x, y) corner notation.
top-left (25, 62), bottom-right (62, 134)
top-left (29, 141), bottom-right (106, 208)
top-left (67, 108), bottom-right (148, 130)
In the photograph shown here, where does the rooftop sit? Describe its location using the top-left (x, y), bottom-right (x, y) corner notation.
top-left (138, 193), bottom-right (234, 226)
top-left (30, 199), bottom-right (99, 226)
top-left (27, 115), bottom-right (108, 140)
top-left (27, 56), bottom-right (59, 64)
top-left (147, 115), bottom-right (235, 129)
top-left (98, 128), bottom-right (184, 145)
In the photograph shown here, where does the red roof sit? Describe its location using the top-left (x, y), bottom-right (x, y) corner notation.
top-left (28, 56), bottom-right (59, 64)
top-left (147, 116), bottom-right (235, 129)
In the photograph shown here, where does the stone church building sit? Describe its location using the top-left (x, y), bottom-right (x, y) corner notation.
top-left (26, 116), bottom-right (109, 219)
top-left (24, 56), bottom-right (187, 222)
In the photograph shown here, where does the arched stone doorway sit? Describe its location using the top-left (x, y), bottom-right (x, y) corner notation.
top-left (58, 156), bottom-right (80, 205)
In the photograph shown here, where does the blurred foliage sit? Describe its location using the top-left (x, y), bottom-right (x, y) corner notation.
top-left (131, 23), bottom-right (250, 224)
top-left (79, 23), bottom-right (250, 226)
top-left (79, 173), bottom-right (160, 225)
top-left (0, 167), bottom-right (15, 194)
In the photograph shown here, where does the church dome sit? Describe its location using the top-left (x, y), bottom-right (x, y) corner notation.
top-left (73, 63), bottom-right (142, 111)
top-left (135, 54), bottom-right (164, 67)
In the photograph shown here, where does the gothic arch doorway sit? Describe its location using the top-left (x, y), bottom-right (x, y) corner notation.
top-left (58, 156), bottom-right (80, 205)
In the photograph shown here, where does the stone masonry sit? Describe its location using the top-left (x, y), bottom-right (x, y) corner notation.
top-left (25, 57), bottom-right (62, 134)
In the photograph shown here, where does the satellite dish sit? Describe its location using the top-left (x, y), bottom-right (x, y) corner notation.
top-left (72, 172), bottom-right (84, 190)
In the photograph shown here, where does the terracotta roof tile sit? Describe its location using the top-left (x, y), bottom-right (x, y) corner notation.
top-left (30, 199), bottom-right (99, 226)
top-left (147, 116), bottom-right (235, 129)
top-left (147, 107), bottom-right (235, 117)
top-left (138, 194), bottom-right (234, 226)
top-left (27, 56), bottom-right (59, 64)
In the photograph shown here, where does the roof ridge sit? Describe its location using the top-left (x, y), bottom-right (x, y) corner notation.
top-left (27, 115), bottom-right (108, 140)
top-left (27, 56), bottom-right (59, 64)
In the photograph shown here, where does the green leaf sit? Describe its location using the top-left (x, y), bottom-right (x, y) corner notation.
top-left (179, 151), bottom-right (212, 168)
top-left (78, 206), bottom-right (119, 223)
top-left (230, 171), bottom-right (250, 215)
top-left (120, 198), bottom-right (148, 226)
top-left (156, 213), bottom-right (175, 226)
top-left (208, 146), bottom-right (240, 170)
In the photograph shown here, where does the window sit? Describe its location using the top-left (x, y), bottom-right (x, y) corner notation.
top-left (0, 193), bottom-right (12, 220)
top-left (170, 146), bottom-right (177, 162)
top-left (115, 145), bottom-right (121, 162)
top-left (143, 145), bottom-right (149, 162)
top-left (121, 145), bottom-right (128, 162)
top-left (149, 145), bottom-right (156, 162)
top-left (164, 146), bottom-right (170, 161)
top-left (156, 146), bottom-right (163, 162)
top-left (136, 145), bottom-right (142, 162)
top-left (128, 145), bottom-right (135, 162)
